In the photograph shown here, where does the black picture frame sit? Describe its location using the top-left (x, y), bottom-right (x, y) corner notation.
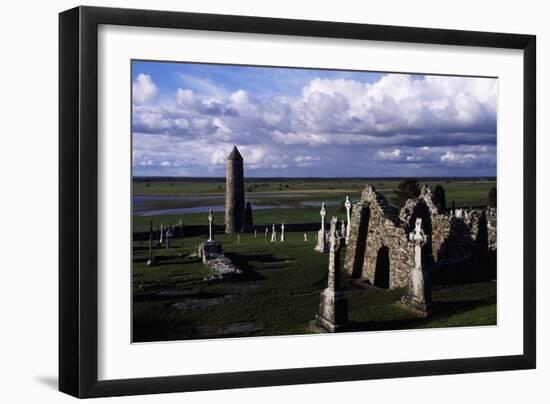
top-left (59, 6), bottom-right (536, 398)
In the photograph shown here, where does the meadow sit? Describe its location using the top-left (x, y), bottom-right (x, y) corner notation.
top-left (133, 232), bottom-right (496, 342)
top-left (132, 178), bottom-right (496, 232)
top-left (132, 178), bottom-right (497, 342)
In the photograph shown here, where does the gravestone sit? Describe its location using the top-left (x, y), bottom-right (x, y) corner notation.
top-left (314, 203), bottom-right (328, 253)
top-left (400, 218), bottom-right (432, 316)
top-left (165, 227), bottom-right (173, 249)
top-left (271, 224), bottom-right (277, 243)
top-left (208, 209), bottom-right (214, 241)
top-left (313, 217), bottom-right (349, 332)
top-left (198, 210), bottom-right (223, 266)
top-left (147, 221), bottom-right (156, 267)
top-left (345, 196), bottom-right (352, 243)
top-left (304, 233), bottom-right (308, 242)
top-left (280, 222), bottom-right (285, 242)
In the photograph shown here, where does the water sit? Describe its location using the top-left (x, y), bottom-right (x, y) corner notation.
top-left (134, 204), bottom-right (292, 217)
top-left (133, 194), bottom-right (223, 207)
top-left (133, 194), bottom-right (339, 216)
top-left (300, 200), bottom-right (340, 207)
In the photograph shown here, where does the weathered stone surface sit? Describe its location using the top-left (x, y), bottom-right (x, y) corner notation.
top-left (400, 218), bottom-right (432, 316)
top-left (314, 217), bottom-right (348, 332)
top-left (314, 229), bottom-right (328, 253)
top-left (344, 184), bottom-right (497, 289)
top-left (225, 146), bottom-right (245, 233)
top-left (198, 240), bottom-right (243, 280)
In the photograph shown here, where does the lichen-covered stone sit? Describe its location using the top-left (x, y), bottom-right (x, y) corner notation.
top-left (344, 184), bottom-right (497, 289)
top-left (198, 240), bottom-right (243, 280)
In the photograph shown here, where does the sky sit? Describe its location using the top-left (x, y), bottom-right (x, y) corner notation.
top-left (132, 60), bottom-right (497, 178)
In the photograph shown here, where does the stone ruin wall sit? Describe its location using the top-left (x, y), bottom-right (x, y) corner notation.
top-left (344, 184), bottom-right (497, 289)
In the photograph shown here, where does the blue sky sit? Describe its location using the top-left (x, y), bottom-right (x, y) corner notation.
top-left (132, 60), bottom-right (497, 177)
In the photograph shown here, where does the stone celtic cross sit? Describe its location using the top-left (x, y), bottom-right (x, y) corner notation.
top-left (320, 202), bottom-right (327, 232)
top-left (208, 209), bottom-right (214, 241)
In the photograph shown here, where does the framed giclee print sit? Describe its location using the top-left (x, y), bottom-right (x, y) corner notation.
top-left (59, 6), bottom-right (536, 398)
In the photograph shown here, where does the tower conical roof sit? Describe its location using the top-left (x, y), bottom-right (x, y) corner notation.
top-left (227, 145), bottom-right (243, 161)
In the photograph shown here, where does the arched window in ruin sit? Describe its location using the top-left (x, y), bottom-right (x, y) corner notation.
top-left (350, 206), bottom-right (370, 279)
top-left (373, 245), bottom-right (390, 289)
top-left (408, 201), bottom-right (433, 236)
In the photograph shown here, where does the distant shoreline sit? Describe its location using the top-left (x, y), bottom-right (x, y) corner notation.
top-left (133, 176), bottom-right (497, 182)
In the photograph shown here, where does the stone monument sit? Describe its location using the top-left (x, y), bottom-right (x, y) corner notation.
top-left (271, 224), bottom-right (277, 242)
top-left (146, 221), bottom-right (156, 267)
top-left (344, 196), bottom-right (352, 243)
top-left (165, 227), bottom-right (173, 249)
top-left (313, 217), bottom-right (349, 332)
top-left (225, 146), bottom-right (245, 233)
top-left (198, 209), bottom-right (223, 265)
top-left (314, 202), bottom-right (328, 253)
top-left (208, 209), bottom-right (214, 241)
top-left (400, 218), bottom-right (432, 316)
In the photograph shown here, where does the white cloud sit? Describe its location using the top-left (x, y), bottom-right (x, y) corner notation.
top-left (441, 150), bottom-right (477, 165)
top-left (230, 89), bottom-right (249, 104)
top-left (132, 70), bottom-right (497, 176)
top-left (132, 74), bottom-right (158, 104)
top-left (375, 149), bottom-right (402, 161)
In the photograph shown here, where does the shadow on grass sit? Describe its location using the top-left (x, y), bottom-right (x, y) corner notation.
top-left (350, 298), bottom-right (495, 332)
top-left (225, 252), bottom-right (272, 281)
top-left (133, 253), bottom-right (189, 265)
top-left (133, 290), bottom-right (225, 302)
top-left (432, 250), bottom-right (497, 286)
top-left (133, 318), bottom-right (198, 343)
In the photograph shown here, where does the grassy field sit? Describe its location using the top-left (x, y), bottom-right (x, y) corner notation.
top-left (132, 178), bottom-right (496, 232)
top-left (133, 232), bottom-right (496, 342)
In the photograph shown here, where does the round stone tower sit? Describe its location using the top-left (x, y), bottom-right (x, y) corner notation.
top-left (225, 145), bottom-right (245, 233)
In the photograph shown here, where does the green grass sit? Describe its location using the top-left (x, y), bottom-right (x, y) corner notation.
top-left (132, 179), bottom-right (496, 232)
top-left (133, 232), bottom-right (497, 342)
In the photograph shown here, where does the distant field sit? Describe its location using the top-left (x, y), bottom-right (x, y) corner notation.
top-left (132, 178), bottom-right (496, 231)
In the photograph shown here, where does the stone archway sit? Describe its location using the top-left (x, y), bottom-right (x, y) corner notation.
top-left (373, 245), bottom-right (390, 289)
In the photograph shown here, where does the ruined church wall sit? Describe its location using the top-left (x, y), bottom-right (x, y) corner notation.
top-left (344, 185), bottom-right (414, 289)
top-left (361, 210), bottom-right (413, 289)
top-left (345, 184), bottom-right (496, 290)
top-left (344, 202), bottom-right (370, 278)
